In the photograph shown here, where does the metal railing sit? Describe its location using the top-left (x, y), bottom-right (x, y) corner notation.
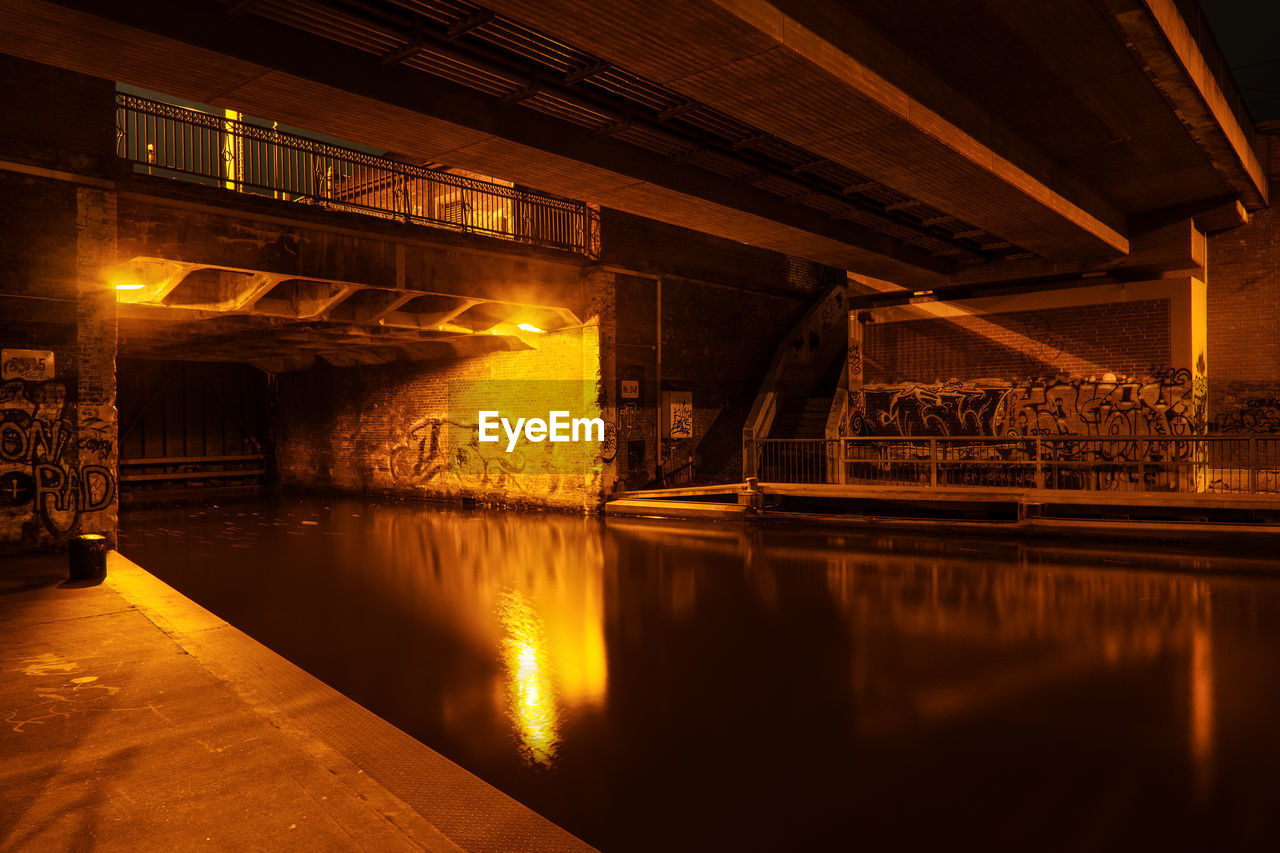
top-left (751, 435), bottom-right (1280, 495)
top-left (115, 93), bottom-right (599, 256)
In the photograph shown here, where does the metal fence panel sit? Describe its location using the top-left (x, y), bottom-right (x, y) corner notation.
top-left (753, 436), bottom-right (1280, 495)
top-left (116, 93), bottom-right (598, 257)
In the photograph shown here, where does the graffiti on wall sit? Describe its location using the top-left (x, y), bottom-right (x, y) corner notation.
top-left (1212, 397), bottom-right (1280, 433)
top-left (389, 417), bottom-right (524, 487)
top-left (386, 415), bottom-right (605, 499)
top-left (855, 370), bottom-right (1203, 438)
top-left (0, 380), bottom-right (116, 538)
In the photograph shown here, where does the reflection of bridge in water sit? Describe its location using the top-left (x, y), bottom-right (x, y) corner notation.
top-left (609, 519), bottom-right (1229, 794)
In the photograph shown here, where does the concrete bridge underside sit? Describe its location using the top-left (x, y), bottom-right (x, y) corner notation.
top-left (112, 175), bottom-right (592, 372)
top-left (0, 0), bottom-right (1265, 289)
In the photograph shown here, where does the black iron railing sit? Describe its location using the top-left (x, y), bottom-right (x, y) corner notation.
top-left (750, 435), bottom-right (1280, 495)
top-left (115, 93), bottom-right (599, 256)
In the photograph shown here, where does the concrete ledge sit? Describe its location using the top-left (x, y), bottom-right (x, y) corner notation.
top-left (757, 482), bottom-right (1280, 509)
top-left (614, 484), bottom-right (742, 500)
top-left (605, 499), bottom-right (748, 520)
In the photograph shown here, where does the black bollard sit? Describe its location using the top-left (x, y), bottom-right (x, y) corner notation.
top-left (69, 534), bottom-right (108, 582)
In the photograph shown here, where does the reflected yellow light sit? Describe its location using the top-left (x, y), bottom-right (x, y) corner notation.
top-left (1190, 583), bottom-right (1215, 804)
top-left (517, 323), bottom-right (545, 333)
top-left (497, 589), bottom-right (561, 766)
top-left (357, 514), bottom-right (607, 762)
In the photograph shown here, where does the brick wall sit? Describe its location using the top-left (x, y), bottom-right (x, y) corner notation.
top-left (852, 294), bottom-right (1191, 437)
top-left (0, 55), bottom-right (116, 174)
top-left (275, 325), bottom-right (607, 511)
top-left (0, 175), bottom-right (118, 551)
top-left (1207, 205), bottom-right (1280, 431)
top-left (864, 300), bottom-right (1172, 384)
top-left (613, 274), bottom-right (808, 486)
top-left (0, 58), bottom-right (118, 552)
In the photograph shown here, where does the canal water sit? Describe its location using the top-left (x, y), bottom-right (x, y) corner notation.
top-left (120, 495), bottom-right (1280, 852)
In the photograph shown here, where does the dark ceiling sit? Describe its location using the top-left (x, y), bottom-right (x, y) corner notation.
top-left (1199, 0), bottom-right (1280, 124)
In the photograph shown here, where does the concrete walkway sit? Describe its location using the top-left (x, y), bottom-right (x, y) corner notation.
top-left (0, 552), bottom-right (596, 852)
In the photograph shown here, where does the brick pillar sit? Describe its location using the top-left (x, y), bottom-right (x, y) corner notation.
top-left (583, 268), bottom-right (617, 502)
top-left (75, 186), bottom-right (119, 544)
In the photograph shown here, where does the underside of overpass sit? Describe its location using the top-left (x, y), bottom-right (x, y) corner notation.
top-left (0, 0), bottom-right (1266, 289)
top-left (1, 0), bottom-right (1279, 542)
top-left (110, 176), bottom-right (591, 372)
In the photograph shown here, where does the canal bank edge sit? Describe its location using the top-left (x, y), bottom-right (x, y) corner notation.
top-left (103, 552), bottom-right (600, 853)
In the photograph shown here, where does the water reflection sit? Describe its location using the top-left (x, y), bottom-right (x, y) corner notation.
top-left (1190, 582), bottom-right (1215, 804)
top-left (348, 507), bottom-right (609, 769)
top-left (497, 589), bottom-right (561, 765)
top-left (120, 498), bottom-right (1280, 852)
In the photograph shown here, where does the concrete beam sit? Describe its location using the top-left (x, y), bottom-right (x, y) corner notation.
top-left (421, 299), bottom-right (482, 330)
top-left (345, 291), bottom-right (416, 324)
top-left (1193, 199), bottom-right (1249, 234)
top-left (114, 185), bottom-right (591, 310)
top-left (113, 256), bottom-right (578, 332)
top-left (294, 283), bottom-right (357, 320)
top-left (1094, 0), bottom-right (1268, 210)
top-left (482, 0), bottom-right (1130, 263)
top-left (901, 218), bottom-right (1207, 291)
top-left (10, 0), bottom-right (953, 281)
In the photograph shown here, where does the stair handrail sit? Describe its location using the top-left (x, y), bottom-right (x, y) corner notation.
top-left (824, 367), bottom-right (849, 439)
top-left (743, 282), bottom-right (847, 476)
top-left (823, 369), bottom-right (850, 484)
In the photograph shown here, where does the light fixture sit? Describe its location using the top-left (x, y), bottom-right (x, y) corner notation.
top-left (517, 323), bottom-right (545, 333)
top-left (107, 267), bottom-right (146, 291)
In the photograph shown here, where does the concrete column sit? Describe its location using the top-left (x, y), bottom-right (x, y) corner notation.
top-left (75, 186), bottom-right (119, 544)
top-left (1167, 276), bottom-right (1208, 490)
top-left (847, 310), bottom-right (865, 435)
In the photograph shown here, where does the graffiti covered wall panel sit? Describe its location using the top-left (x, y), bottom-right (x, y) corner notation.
top-left (854, 371), bottom-right (1202, 438)
top-left (276, 327), bottom-right (609, 511)
top-left (0, 379), bottom-right (117, 546)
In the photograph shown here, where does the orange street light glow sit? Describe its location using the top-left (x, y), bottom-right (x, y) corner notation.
top-left (517, 323), bottom-right (544, 333)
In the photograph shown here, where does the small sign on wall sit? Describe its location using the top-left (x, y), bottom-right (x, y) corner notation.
top-left (1, 349), bottom-right (54, 381)
top-left (620, 380), bottom-right (640, 399)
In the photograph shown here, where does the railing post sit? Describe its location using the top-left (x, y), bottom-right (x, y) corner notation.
top-left (1250, 436), bottom-right (1258, 494)
top-left (929, 438), bottom-right (938, 488)
top-left (1137, 441), bottom-right (1146, 493)
top-left (743, 429), bottom-right (756, 480)
top-left (1034, 437), bottom-right (1043, 490)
